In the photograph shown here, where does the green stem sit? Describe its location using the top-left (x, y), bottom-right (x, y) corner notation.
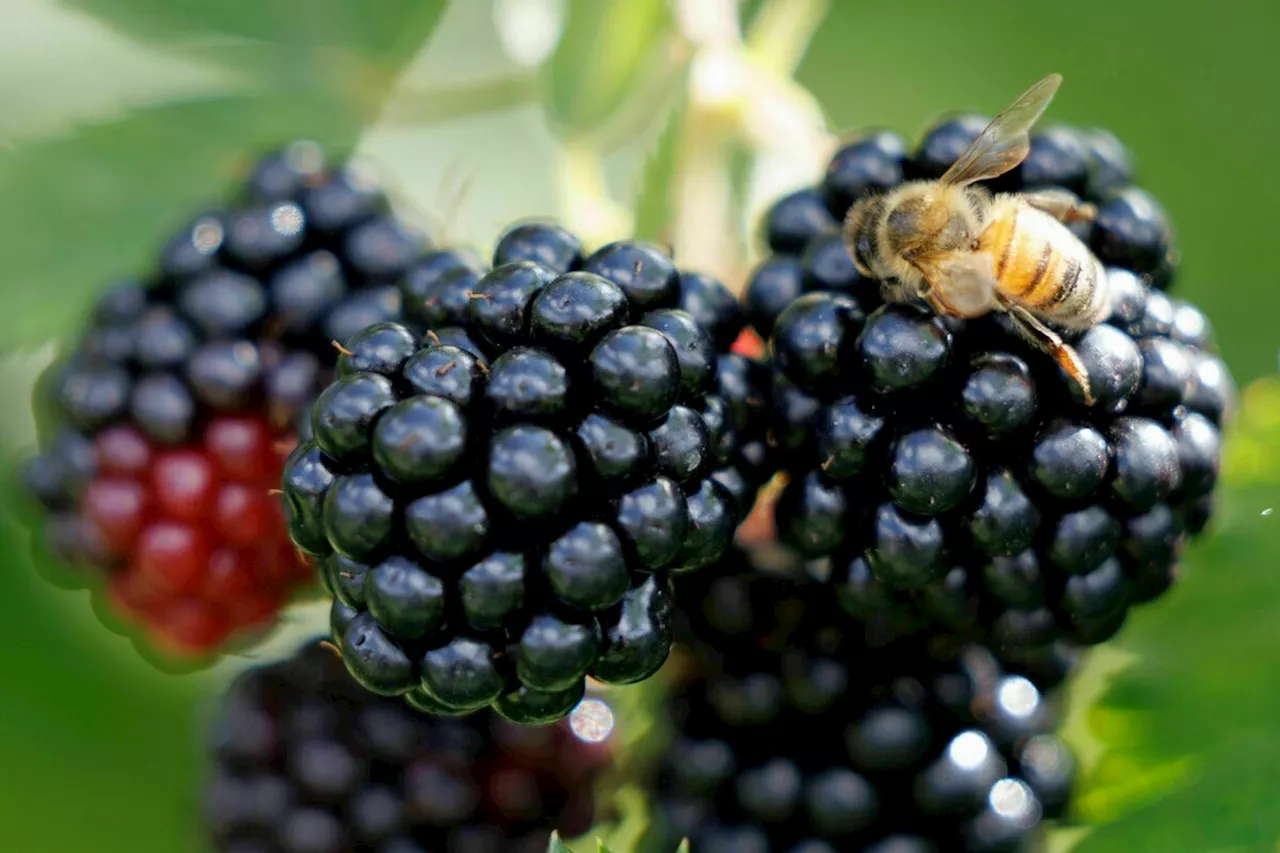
top-left (378, 74), bottom-right (540, 126)
top-left (745, 0), bottom-right (830, 75)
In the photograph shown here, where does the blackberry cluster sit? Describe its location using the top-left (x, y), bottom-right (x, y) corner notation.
top-left (21, 141), bottom-right (434, 659)
top-left (744, 118), bottom-right (1231, 653)
top-left (282, 223), bottom-right (764, 722)
top-left (206, 641), bottom-right (609, 853)
top-left (660, 567), bottom-right (1074, 852)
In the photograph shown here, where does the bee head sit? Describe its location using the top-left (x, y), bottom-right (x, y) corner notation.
top-left (843, 194), bottom-right (886, 277)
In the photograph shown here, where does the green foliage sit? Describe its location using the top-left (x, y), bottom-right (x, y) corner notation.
top-left (546, 829), bottom-right (691, 853)
top-left (0, 95), bottom-right (359, 348)
top-left (1066, 377), bottom-right (1280, 851)
top-left (60, 0), bottom-right (446, 81)
top-left (0, 0), bottom-right (448, 351)
top-left (544, 0), bottom-right (676, 139)
top-left (631, 93), bottom-right (687, 244)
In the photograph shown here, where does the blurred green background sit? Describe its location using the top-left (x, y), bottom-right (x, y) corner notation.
top-left (1, 1), bottom-right (1278, 851)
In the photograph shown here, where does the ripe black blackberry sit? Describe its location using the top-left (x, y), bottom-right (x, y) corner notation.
top-left (205, 640), bottom-right (610, 853)
top-left (20, 141), bottom-right (443, 661)
top-left (747, 120), bottom-right (1175, 341)
top-left (659, 567), bottom-right (1074, 851)
top-left (745, 116), bottom-right (1230, 655)
top-left (282, 224), bottom-right (761, 721)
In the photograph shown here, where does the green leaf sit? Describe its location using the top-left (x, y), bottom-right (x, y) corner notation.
top-left (546, 832), bottom-right (576, 853)
top-left (544, 0), bottom-right (675, 138)
top-left (0, 94), bottom-right (363, 349)
top-left (62, 0), bottom-right (446, 77)
top-left (632, 93), bottom-right (687, 244)
top-left (543, 829), bottom-right (689, 852)
top-left (1067, 377), bottom-right (1280, 850)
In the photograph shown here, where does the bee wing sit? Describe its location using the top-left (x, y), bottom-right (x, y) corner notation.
top-left (939, 74), bottom-right (1063, 187)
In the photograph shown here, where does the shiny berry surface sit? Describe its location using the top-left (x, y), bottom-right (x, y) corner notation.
top-left (751, 112), bottom-right (1229, 654)
top-left (663, 565), bottom-right (1071, 852)
top-left (910, 114), bottom-right (988, 179)
top-left (64, 415), bottom-right (307, 659)
top-left (765, 187), bottom-right (837, 254)
top-left (281, 228), bottom-right (754, 719)
top-left (22, 142), bottom-right (447, 663)
top-left (493, 222), bottom-right (583, 273)
top-left (822, 130), bottom-right (909, 215)
top-left (205, 641), bottom-right (611, 852)
top-left (1091, 187), bottom-right (1172, 275)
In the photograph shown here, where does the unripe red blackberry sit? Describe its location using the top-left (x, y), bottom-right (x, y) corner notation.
top-left (205, 641), bottom-right (610, 853)
top-left (283, 224), bottom-right (766, 721)
top-left (21, 142), bottom-right (440, 662)
top-left (749, 116), bottom-right (1229, 658)
top-left (659, 565), bottom-right (1072, 851)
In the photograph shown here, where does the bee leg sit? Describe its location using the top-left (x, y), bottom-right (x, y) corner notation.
top-left (999, 300), bottom-right (1096, 405)
top-left (880, 278), bottom-right (920, 304)
top-left (1021, 189), bottom-right (1097, 223)
top-left (923, 290), bottom-right (954, 317)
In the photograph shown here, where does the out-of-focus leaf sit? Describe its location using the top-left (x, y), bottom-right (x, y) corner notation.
top-left (62, 0), bottom-right (447, 77)
top-left (726, 141), bottom-right (754, 270)
top-left (0, 94), bottom-right (360, 349)
top-left (378, 74), bottom-right (541, 127)
top-left (545, 827), bottom-right (689, 853)
top-left (740, 0), bottom-right (768, 29)
top-left (586, 670), bottom-right (675, 853)
top-left (544, 0), bottom-right (675, 138)
top-left (590, 784), bottom-right (658, 853)
top-left (0, 516), bottom-right (212, 853)
top-left (632, 94), bottom-right (687, 244)
top-left (743, 0), bottom-right (829, 78)
top-left (1068, 377), bottom-right (1280, 851)
top-left (547, 833), bottom-right (575, 853)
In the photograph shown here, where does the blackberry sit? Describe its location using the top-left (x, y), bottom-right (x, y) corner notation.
top-left (752, 116), bottom-right (1229, 656)
top-left (659, 566), bottom-right (1072, 851)
top-left (21, 142), bottom-right (440, 661)
top-left (204, 640), bottom-right (609, 853)
top-left (283, 228), bottom-right (763, 720)
top-left (746, 116), bottom-right (1176, 341)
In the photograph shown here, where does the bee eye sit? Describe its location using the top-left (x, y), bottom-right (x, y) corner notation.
top-left (853, 230), bottom-right (878, 276)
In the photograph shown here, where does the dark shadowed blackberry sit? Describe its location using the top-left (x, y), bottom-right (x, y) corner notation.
top-left (658, 566), bottom-right (1072, 851)
top-left (748, 115), bottom-right (1229, 658)
top-left (205, 640), bottom-right (610, 853)
top-left (283, 227), bottom-right (760, 720)
top-left (21, 141), bottom-right (442, 662)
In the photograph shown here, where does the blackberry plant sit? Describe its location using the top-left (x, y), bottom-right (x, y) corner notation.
top-left (206, 640), bottom-right (610, 853)
top-left (18, 141), bottom-right (443, 661)
top-left (282, 223), bottom-right (764, 722)
top-left (660, 564), bottom-right (1074, 851)
top-left (746, 117), bottom-right (1231, 655)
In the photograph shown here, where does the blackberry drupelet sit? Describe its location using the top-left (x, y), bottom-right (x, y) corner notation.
top-left (748, 115), bottom-right (1230, 656)
top-left (283, 225), bottom-right (760, 721)
top-left (660, 566), bottom-right (1072, 851)
top-left (205, 640), bottom-right (609, 853)
top-left (21, 141), bottom-right (443, 661)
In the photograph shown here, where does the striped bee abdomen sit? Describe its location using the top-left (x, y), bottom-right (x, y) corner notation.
top-left (982, 204), bottom-right (1109, 329)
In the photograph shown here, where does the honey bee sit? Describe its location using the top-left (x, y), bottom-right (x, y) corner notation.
top-left (844, 74), bottom-right (1109, 404)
